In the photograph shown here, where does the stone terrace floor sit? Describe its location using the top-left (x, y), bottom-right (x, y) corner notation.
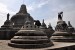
top-left (0, 40), bottom-right (75, 50)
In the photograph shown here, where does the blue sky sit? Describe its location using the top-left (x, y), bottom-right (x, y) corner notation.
top-left (0, 0), bottom-right (75, 28)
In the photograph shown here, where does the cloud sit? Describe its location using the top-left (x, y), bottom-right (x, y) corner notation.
top-left (0, 3), bottom-right (15, 14)
top-left (0, 3), bottom-right (15, 27)
top-left (27, 0), bottom-right (49, 11)
top-left (38, 0), bottom-right (49, 8)
top-left (0, 3), bottom-right (8, 13)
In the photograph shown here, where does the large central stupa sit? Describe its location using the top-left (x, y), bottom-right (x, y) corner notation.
top-left (11, 4), bottom-right (34, 29)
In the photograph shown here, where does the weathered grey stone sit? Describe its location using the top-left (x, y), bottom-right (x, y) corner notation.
top-left (8, 4), bottom-right (53, 48)
top-left (51, 12), bottom-right (75, 42)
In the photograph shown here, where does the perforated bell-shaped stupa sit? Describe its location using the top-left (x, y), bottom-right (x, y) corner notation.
top-left (51, 12), bottom-right (69, 42)
top-left (8, 4), bottom-right (53, 48)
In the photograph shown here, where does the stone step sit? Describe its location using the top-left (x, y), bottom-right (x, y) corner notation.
top-left (8, 42), bottom-right (53, 48)
top-left (13, 36), bottom-right (47, 39)
top-left (11, 39), bottom-right (50, 44)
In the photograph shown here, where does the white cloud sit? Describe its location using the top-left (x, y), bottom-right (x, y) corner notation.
top-left (27, 5), bottom-right (34, 11)
top-left (27, 0), bottom-right (49, 11)
top-left (38, 0), bottom-right (49, 8)
top-left (0, 3), bottom-right (8, 13)
top-left (0, 3), bottom-right (15, 27)
top-left (0, 3), bottom-right (15, 14)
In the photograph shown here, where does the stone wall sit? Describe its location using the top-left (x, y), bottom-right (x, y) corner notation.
top-left (0, 31), bottom-right (17, 40)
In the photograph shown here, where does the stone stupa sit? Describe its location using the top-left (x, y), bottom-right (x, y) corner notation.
top-left (51, 12), bottom-right (75, 42)
top-left (51, 12), bottom-right (70, 42)
top-left (8, 4), bottom-right (53, 48)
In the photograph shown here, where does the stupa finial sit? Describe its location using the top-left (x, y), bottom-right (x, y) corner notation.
top-left (7, 13), bottom-right (10, 20)
top-left (43, 19), bottom-right (44, 23)
top-left (40, 19), bottom-right (47, 29)
top-left (58, 11), bottom-right (63, 20)
top-left (68, 21), bottom-right (72, 27)
top-left (18, 4), bottom-right (27, 14)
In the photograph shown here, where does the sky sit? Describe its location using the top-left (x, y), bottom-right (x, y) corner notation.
top-left (0, 0), bottom-right (75, 29)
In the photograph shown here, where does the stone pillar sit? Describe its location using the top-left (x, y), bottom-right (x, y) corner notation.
top-left (7, 13), bottom-right (10, 20)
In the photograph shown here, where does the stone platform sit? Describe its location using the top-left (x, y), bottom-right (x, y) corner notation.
top-left (0, 40), bottom-right (75, 50)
